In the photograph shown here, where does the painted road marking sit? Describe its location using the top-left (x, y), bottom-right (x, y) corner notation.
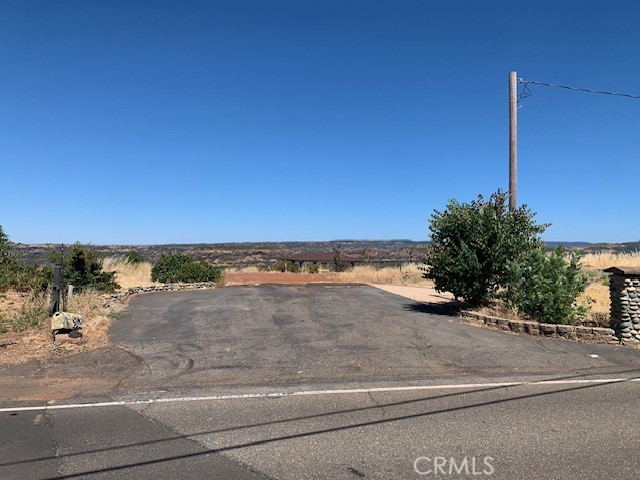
top-left (33, 414), bottom-right (43, 425)
top-left (1, 378), bottom-right (638, 413)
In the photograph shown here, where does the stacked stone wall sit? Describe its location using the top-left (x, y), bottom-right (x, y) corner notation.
top-left (611, 276), bottom-right (640, 343)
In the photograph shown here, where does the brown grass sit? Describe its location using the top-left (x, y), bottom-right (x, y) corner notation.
top-left (580, 283), bottom-right (610, 314)
top-left (66, 289), bottom-right (122, 348)
top-left (231, 266), bottom-right (261, 273)
top-left (0, 290), bottom-right (29, 316)
top-left (103, 256), bottom-right (156, 289)
top-left (334, 264), bottom-right (434, 286)
top-left (578, 251), bottom-right (640, 324)
top-left (227, 263), bottom-right (435, 286)
top-left (581, 251), bottom-right (640, 270)
top-left (474, 301), bottom-right (523, 321)
top-left (0, 288), bottom-right (124, 365)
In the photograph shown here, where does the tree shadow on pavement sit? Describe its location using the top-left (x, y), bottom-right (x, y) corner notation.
top-left (403, 301), bottom-right (462, 317)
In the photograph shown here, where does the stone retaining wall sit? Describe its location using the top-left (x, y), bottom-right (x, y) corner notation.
top-left (108, 282), bottom-right (218, 301)
top-left (460, 311), bottom-right (618, 344)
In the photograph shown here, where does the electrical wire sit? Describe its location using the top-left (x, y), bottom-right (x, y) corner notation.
top-left (518, 78), bottom-right (640, 100)
top-left (517, 81), bottom-right (532, 103)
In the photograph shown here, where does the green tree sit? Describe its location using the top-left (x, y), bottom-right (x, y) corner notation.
top-left (424, 190), bottom-right (547, 306)
top-left (49, 244), bottom-right (119, 293)
top-left (0, 226), bottom-right (13, 267)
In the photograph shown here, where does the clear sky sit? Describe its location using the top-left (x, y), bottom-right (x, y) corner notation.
top-left (1, 1), bottom-right (638, 244)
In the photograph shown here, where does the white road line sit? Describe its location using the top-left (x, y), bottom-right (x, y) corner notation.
top-left (1, 378), bottom-right (638, 413)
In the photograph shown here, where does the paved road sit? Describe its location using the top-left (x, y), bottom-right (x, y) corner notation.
top-left (2, 285), bottom-right (640, 479)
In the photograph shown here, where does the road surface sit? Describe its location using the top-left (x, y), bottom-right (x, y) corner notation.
top-left (2, 285), bottom-right (639, 479)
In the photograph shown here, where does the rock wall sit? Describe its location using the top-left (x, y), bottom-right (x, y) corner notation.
top-left (108, 282), bottom-right (218, 302)
top-left (610, 276), bottom-right (640, 343)
top-left (460, 311), bottom-right (617, 344)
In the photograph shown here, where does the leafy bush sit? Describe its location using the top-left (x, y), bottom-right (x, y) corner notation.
top-left (123, 250), bottom-right (145, 264)
top-left (49, 244), bottom-right (119, 293)
top-left (503, 247), bottom-right (589, 324)
top-left (1, 261), bottom-right (51, 292)
top-left (0, 226), bottom-right (51, 292)
top-left (0, 226), bottom-right (11, 266)
top-left (424, 190), bottom-right (547, 306)
top-left (151, 253), bottom-right (223, 283)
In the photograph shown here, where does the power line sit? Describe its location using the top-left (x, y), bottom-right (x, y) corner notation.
top-left (517, 78), bottom-right (640, 100)
top-left (517, 81), bottom-right (532, 103)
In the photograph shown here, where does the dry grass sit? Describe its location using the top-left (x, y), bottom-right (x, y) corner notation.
top-left (474, 301), bottom-right (523, 321)
top-left (580, 282), bottom-right (610, 315)
top-left (103, 256), bottom-right (156, 289)
top-left (0, 291), bottom-right (28, 317)
top-left (334, 264), bottom-right (434, 286)
top-left (230, 265), bottom-right (261, 273)
top-left (0, 288), bottom-right (124, 365)
top-left (66, 289), bottom-right (121, 348)
top-left (581, 251), bottom-right (640, 270)
top-left (578, 251), bottom-right (640, 324)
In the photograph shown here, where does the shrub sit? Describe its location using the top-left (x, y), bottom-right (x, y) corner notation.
top-left (1, 261), bottom-right (51, 293)
top-left (0, 226), bottom-right (11, 266)
top-left (305, 263), bottom-right (320, 274)
top-left (503, 247), bottom-right (589, 324)
top-left (123, 251), bottom-right (145, 264)
top-left (49, 244), bottom-right (119, 293)
top-left (0, 225), bottom-right (51, 292)
top-left (270, 260), bottom-right (300, 273)
top-left (332, 245), bottom-right (349, 272)
top-left (424, 190), bottom-right (547, 306)
top-left (151, 253), bottom-right (223, 283)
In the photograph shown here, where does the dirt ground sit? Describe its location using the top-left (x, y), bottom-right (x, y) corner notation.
top-left (0, 346), bottom-right (141, 401)
top-left (369, 284), bottom-right (455, 303)
top-left (225, 273), bottom-right (453, 304)
top-left (225, 272), bottom-right (339, 285)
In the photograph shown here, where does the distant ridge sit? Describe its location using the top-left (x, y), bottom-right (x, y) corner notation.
top-left (13, 240), bottom-right (640, 266)
top-left (544, 241), bottom-right (591, 247)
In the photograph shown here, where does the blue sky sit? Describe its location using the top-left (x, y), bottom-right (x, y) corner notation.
top-left (1, 1), bottom-right (638, 244)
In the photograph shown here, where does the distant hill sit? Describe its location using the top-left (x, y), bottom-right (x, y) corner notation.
top-left (14, 239), bottom-right (638, 268)
top-left (571, 241), bottom-right (640, 254)
top-left (13, 240), bottom-right (431, 267)
top-left (544, 241), bottom-right (592, 248)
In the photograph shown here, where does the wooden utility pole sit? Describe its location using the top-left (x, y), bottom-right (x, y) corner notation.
top-left (509, 71), bottom-right (518, 210)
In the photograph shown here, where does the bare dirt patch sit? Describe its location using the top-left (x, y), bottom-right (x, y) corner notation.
top-left (225, 272), bottom-right (339, 285)
top-left (0, 346), bottom-right (141, 401)
top-left (369, 284), bottom-right (454, 304)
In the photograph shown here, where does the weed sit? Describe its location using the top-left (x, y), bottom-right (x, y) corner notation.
top-left (10, 292), bottom-right (48, 333)
top-left (103, 257), bottom-right (156, 289)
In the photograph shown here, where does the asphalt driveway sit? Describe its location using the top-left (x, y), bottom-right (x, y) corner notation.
top-left (110, 284), bottom-right (640, 393)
